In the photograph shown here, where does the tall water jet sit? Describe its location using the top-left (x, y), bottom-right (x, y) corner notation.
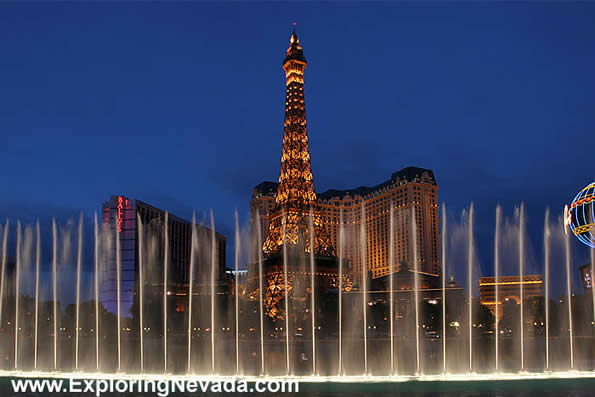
top-left (412, 207), bottom-right (421, 374)
top-left (282, 211), bottom-right (290, 374)
top-left (256, 211), bottom-right (265, 375)
top-left (187, 213), bottom-right (196, 373)
top-left (361, 202), bottom-right (368, 375)
top-left (0, 220), bottom-right (9, 348)
top-left (75, 214), bottom-right (83, 370)
top-left (34, 221), bottom-right (40, 370)
top-left (163, 212), bottom-right (169, 373)
top-left (389, 204), bottom-right (395, 375)
top-left (519, 203), bottom-right (525, 371)
top-left (494, 205), bottom-right (501, 371)
top-left (544, 208), bottom-right (550, 371)
top-left (467, 203), bottom-right (474, 373)
top-left (234, 211), bottom-right (240, 375)
top-left (137, 215), bottom-right (145, 372)
top-left (14, 221), bottom-right (21, 369)
top-left (338, 208), bottom-right (343, 376)
top-left (564, 223), bottom-right (574, 369)
top-left (210, 211), bottom-right (216, 374)
top-left (309, 207), bottom-right (316, 375)
top-left (441, 203), bottom-right (447, 374)
top-left (52, 218), bottom-right (58, 370)
top-left (116, 217), bottom-right (121, 371)
top-left (94, 213), bottom-right (100, 371)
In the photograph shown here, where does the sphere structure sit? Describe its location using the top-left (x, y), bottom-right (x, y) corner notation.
top-left (565, 182), bottom-right (595, 248)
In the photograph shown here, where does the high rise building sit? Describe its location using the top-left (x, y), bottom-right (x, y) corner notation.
top-left (318, 167), bottom-right (439, 280)
top-left (100, 195), bottom-right (226, 315)
top-left (252, 168), bottom-right (440, 281)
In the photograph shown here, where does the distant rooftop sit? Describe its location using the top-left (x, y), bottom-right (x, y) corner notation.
top-left (103, 195), bottom-right (226, 240)
top-left (252, 181), bottom-right (279, 199)
top-left (252, 166), bottom-right (436, 200)
top-left (319, 167), bottom-right (436, 200)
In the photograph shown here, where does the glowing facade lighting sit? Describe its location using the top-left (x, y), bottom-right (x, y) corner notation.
top-left (261, 31), bottom-right (334, 258)
top-left (116, 196), bottom-right (128, 233)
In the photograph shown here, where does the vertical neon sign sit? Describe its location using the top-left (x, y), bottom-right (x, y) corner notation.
top-left (117, 196), bottom-right (128, 232)
top-left (117, 197), bottom-right (124, 232)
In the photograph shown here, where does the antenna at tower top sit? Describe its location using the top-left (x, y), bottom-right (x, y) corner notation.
top-left (288, 22), bottom-right (300, 46)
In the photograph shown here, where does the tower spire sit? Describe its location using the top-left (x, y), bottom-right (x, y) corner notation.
top-left (277, 30), bottom-right (312, 208)
top-left (262, 32), bottom-right (334, 257)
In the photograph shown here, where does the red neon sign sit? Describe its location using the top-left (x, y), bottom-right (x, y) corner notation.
top-left (117, 196), bottom-right (124, 232)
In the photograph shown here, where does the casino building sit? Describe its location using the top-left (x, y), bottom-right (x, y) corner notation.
top-left (100, 195), bottom-right (226, 316)
top-left (252, 167), bottom-right (440, 282)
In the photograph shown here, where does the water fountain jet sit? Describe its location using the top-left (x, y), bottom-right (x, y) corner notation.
top-left (389, 204), bottom-right (395, 375)
top-left (94, 213), bottom-right (100, 371)
top-left (116, 218), bottom-right (121, 371)
top-left (75, 214), bottom-right (83, 370)
top-left (282, 211), bottom-right (291, 375)
top-left (0, 220), bottom-right (7, 336)
top-left (234, 211), bottom-right (240, 375)
top-left (52, 218), bottom-right (57, 370)
top-left (544, 208), bottom-right (550, 371)
top-left (14, 221), bottom-right (21, 369)
top-left (338, 209), bottom-right (344, 376)
top-left (467, 203), bottom-right (474, 373)
top-left (34, 221), bottom-right (40, 370)
top-left (441, 203), bottom-right (447, 374)
top-left (210, 211), bottom-right (216, 374)
top-left (361, 202), bottom-right (368, 375)
top-left (309, 207), bottom-right (316, 375)
top-left (163, 212), bottom-right (169, 373)
top-left (519, 203), bottom-right (525, 371)
top-left (564, 223), bottom-right (574, 369)
top-left (412, 207), bottom-right (421, 375)
top-left (255, 211), bottom-right (265, 375)
top-left (137, 215), bottom-right (145, 372)
top-left (494, 205), bottom-right (501, 372)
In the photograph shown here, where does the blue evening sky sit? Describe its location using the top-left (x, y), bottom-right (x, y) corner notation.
top-left (1, 2), bottom-right (594, 282)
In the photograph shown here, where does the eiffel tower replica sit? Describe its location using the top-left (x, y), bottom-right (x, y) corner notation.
top-left (253, 31), bottom-right (348, 320)
top-left (262, 31), bottom-right (334, 257)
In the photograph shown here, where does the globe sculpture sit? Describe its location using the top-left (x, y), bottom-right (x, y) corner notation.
top-left (565, 182), bottom-right (595, 248)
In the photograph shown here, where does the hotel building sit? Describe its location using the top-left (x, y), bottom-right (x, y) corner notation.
top-left (251, 166), bottom-right (440, 281)
top-left (100, 195), bottom-right (226, 315)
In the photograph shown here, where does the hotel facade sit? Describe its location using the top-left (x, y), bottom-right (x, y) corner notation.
top-left (251, 166), bottom-right (440, 282)
top-left (100, 195), bottom-right (226, 315)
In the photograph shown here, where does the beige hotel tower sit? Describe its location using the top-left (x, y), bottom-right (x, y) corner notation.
top-left (252, 167), bottom-right (440, 282)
